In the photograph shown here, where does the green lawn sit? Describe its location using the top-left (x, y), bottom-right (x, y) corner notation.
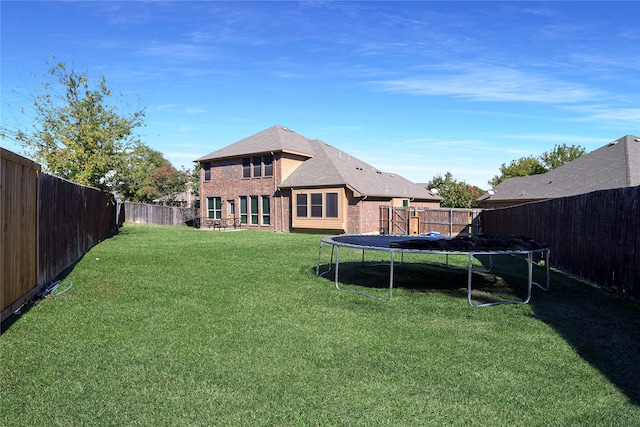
top-left (2, 224), bottom-right (639, 426)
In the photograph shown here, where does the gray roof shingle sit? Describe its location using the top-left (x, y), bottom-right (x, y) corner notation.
top-left (480, 135), bottom-right (640, 202)
top-left (196, 125), bottom-right (441, 201)
top-left (196, 125), bottom-right (315, 161)
top-left (279, 140), bottom-right (438, 199)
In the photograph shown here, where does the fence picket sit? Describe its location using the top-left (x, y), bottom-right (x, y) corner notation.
top-left (482, 186), bottom-right (639, 302)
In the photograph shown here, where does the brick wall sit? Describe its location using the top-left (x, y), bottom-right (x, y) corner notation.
top-left (201, 157), bottom-right (282, 231)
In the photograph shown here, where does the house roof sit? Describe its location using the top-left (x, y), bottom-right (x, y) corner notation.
top-left (279, 139), bottom-right (440, 199)
top-left (479, 135), bottom-right (640, 203)
top-left (196, 125), bottom-right (316, 161)
top-left (196, 125), bottom-right (441, 201)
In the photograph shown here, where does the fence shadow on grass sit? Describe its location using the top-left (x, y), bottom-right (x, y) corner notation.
top-left (529, 271), bottom-right (640, 406)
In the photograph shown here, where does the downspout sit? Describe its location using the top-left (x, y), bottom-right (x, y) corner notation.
top-left (289, 188), bottom-right (294, 230)
top-left (271, 151), bottom-right (279, 232)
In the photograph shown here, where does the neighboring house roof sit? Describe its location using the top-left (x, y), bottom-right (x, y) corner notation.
top-left (479, 135), bottom-right (640, 203)
top-left (197, 125), bottom-right (441, 201)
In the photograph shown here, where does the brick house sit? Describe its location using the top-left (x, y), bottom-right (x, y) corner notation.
top-left (196, 125), bottom-right (441, 234)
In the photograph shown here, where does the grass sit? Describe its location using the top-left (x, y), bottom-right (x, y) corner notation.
top-left (2, 224), bottom-right (639, 426)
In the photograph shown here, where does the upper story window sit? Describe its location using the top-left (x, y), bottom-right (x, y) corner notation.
top-left (252, 157), bottom-right (262, 177)
top-left (242, 158), bottom-right (251, 178)
top-left (242, 155), bottom-right (274, 179)
top-left (263, 155), bottom-right (273, 177)
top-left (203, 163), bottom-right (211, 181)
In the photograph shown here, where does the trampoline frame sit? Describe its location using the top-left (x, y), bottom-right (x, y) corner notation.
top-left (316, 235), bottom-right (550, 306)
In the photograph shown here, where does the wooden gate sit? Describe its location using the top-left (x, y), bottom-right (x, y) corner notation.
top-left (380, 206), bottom-right (482, 237)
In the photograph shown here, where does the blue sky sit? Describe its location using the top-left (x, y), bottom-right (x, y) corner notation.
top-left (2, 1), bottom-right (639, 188)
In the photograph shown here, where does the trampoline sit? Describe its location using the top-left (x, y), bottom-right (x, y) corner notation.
top-left (316, 234), bottom-right (550, 306)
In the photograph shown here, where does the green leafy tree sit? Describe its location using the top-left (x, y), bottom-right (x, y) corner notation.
top-left (489, 144), bottom-right (586, 187)
top-left (4, 57), bottom-right (145, 190)
top-left (489, 156), bottom-right (546, 187)
top-left (540, 144), bottom-right (586, 170)
top-left (112, 143), bottom-right (193, 203)
top-left (186, 163), bottom-right (201, 193)
top-left (427, 172), bottom-right (482, 208)
top-left (114, 142), bottom-right (168, 202)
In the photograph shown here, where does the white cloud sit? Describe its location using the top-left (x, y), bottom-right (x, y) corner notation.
top-left (134, 43), bottom-right (216, 62)
top-left (184, 107), bottom-right (208, 115)
top-left (370, 65), bottom-right (599, 104)
top-left (576, 107), bottom-right (640, 123)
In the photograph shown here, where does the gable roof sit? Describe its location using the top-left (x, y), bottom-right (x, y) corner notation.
top-left (479, 135), bottom-right (640, 203)
top-left (279, 139), bottom-right (439, 199)
top-left (196, 125), bottom-right (441, 201)
top-left (196, 125), bottom-right (315, 161)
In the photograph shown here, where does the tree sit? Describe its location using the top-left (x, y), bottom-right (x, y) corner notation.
top-left (151, 163), bottom-right (187, 201)
top-left (4, 57), bottom-right (145, 190)
top-left (488, 156), bottom-right (546, 187)
top-left (111, 143), bottom-right (193, 203)
top-left (488, 143), bottom-right (586, 187)
top-left (540, 144), bottom-right (586, 170)
top-left (427, 172), bottom-right (483, 208)
top-left (113, 142), bottom-right (168, 202)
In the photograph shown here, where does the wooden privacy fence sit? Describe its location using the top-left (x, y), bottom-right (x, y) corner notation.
top-left (380, 206), bottom-right (482, 236)
top-left (482, 186), bottom-right (639, 302)
top-left (39, 174), bottom-right (117, 289)
top-left (1, 148), bottom-right (40, 323)
top-left (124, 201), bottom-right (197, 227)
top-left (1, 148), bottom-right (118, 322)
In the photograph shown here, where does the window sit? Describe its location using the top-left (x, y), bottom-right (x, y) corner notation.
top-left (295, 191), bottom-right (342, 220)
top-left (252, 157), bottom-right (262, 178)
top-left (250, 196), bottom-right (259, 225)
top-left (402, 199), bottom-right (409, 207)
top-left (264, 155), bottom-right (273, 177)
top-left (240, 195), bottom-right (270, 226)
top-left (241, 155), bottom-right (274, 179)
top-left (326, 192), bottom-right (338, 218)
top-left (204, 163), bottom-right (211, 181)
top-left (242, 158), bottom-right (251, 179)
top-left (240, 196), bottom-right (248, 224)
top-left (310, 193), bottom-right (323, 218)
top-left (261, 196), bottom-right (270, 225)
top-left (207, 197), bottom-right (222, 219)
top-left (296, 194), bottom-right (308, 217)
top-left (229, 200), bottom-right (235, 217)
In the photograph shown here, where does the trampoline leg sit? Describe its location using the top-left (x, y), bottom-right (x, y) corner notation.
top-left (388, 251), bottom-right (395, 300)
top-left (468, 251), bottom-right (537, 307)
top-left (316, 241), bottom-right (335, 277)
top-left (467, 252), bottom-right (474, 306)
top-left (532, 249), bottom-right (551, 291)
top-left (332, 245), bottom-right (392, 302)
top-left (334, 246), bottom-right (341, 290)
